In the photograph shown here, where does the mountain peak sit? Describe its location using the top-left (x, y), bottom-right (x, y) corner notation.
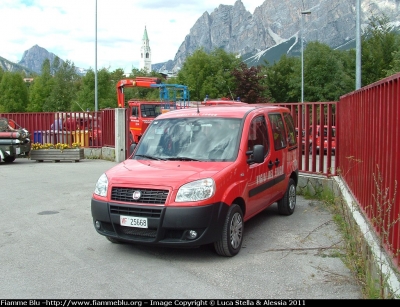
top-left (18, 45), bottom-right (61, 74)
top-left (160, 0), bottom-right (400, 72)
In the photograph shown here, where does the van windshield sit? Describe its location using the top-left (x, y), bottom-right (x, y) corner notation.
top-left (133, 118), bottom-right (242, 161)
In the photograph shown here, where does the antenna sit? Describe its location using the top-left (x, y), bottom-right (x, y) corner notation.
top-left (74, 101), bottom-right (85, 112)
top-left (227, 84), bottom-right (234, 100)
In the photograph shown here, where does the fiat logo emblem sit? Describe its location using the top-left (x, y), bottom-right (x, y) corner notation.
top-left (132, 190), bottom-right (141, 200)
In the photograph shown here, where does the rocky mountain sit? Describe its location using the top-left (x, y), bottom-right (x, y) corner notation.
top-left (0, 56), bottom-right (34, 75)
top-left (0, 44), bottom-right (86, 75)
top-left (159, 0), bottom-right (400, 72)
top-left (18, 44), bottom-right (63, 74)
top-left (1, 0), bottom-right (399, 75)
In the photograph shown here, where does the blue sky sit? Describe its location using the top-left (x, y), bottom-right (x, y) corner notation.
top-left (1, 0), bottom-right (262, 73)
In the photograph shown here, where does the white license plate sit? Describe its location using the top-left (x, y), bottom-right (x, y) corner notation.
top-left (120, 215), bottom-right (148, 228)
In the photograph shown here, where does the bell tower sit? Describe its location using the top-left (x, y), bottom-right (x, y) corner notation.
top-left (140, 26), bottom-right (152, 72)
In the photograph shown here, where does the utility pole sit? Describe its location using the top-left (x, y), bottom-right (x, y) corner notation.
top-left (301, 10), bottom-right (311, 103)
top-left (95, 0), bottom-right (98, 112)
top-left (356, 0), bottom-right (361, 90)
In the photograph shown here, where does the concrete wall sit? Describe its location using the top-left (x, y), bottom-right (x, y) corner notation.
top-left (84, 147), bottom-right (115, 161)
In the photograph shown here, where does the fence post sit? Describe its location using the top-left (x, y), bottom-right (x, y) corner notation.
top-left (115, 108), bottom-right (126, 162)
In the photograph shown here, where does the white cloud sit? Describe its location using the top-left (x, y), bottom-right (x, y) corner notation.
top-left (0, 0), bottom-right (262, 73)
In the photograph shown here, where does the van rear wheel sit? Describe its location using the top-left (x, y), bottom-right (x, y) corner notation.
top-left (277, 178), bottom-right (296, 216)
top-left (214, 204), bottom-right (243, 257)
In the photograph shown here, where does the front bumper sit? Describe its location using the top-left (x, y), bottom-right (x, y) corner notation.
top-left (91, 198), bottom-right (229, 247)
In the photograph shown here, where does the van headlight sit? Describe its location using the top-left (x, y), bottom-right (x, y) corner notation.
top-left (176, 178), bottom-right (215, 202)
top-left (94, 173), bottom-right (108, 197)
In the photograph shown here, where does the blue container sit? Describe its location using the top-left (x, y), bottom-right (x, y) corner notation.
top-left (33, 131), bottom-right (42, 143)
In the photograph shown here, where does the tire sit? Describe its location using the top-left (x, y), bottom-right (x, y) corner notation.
top-left (4, 156), bottom-right (16, 163)
top-left (214, 204), bottom-right (243, 257)
top-left (277, 178), bottom-right (296, 216)
top-left (106, 236), bottom-right (124, 244)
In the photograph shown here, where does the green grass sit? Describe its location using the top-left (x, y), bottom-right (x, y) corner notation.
top-left (297, 173), bottom-right (400, 299)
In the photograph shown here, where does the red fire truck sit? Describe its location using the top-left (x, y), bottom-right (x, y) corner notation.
top-left (116, 77), bottom-right (190, 146)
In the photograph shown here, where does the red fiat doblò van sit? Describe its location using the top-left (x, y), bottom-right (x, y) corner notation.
top-left (91, 105), bottom-right (299, 256)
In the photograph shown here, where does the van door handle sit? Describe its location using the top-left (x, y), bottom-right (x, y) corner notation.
top-left (268, 160), bottom-right (274, 169)
top-left (274, 158), bottom-right (280, 166)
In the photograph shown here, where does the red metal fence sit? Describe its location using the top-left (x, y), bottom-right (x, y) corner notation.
top-left (275, 102), bottom-right (337, 176)
top-left (338, 72), bottom-right (400, 269)
top-left (0, 110), bottom-right (116, 149)
top-left (1, 103), bottom-right (338, 175)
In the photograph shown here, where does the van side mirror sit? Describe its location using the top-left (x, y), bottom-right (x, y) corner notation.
top-left (247, 144), bottom-right (264, 164)
top-left (252, 145), bottom-right (264, 163)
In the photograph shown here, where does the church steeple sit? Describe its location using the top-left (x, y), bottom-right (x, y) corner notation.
top-left (143, 27), bottom-right (149, 41)
top-left (140, 26), bottom-right (152, 72)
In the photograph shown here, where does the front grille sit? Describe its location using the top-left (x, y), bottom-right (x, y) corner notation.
top-left (110, 205), bottom-right (162, 218)
top-left (111, 187), bottom-right (168, 204)
top-left (116, 225), bottom-right (157, 238)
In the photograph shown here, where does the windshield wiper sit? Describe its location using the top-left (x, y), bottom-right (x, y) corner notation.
top-left (135, 154), bottom-right (166, 161)
top-left (165, 156), bottom-right (203, 161)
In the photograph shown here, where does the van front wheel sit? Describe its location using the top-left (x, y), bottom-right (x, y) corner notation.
top-left (277, 178), bottom-right (296, 216)
top-left (214, 204), bottom-right (243, 257)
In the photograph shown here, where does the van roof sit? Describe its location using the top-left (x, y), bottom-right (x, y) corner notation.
top-left (158, 105), bottom-right (289, 119)
top-left (203, 100), bottom-right (248, 106)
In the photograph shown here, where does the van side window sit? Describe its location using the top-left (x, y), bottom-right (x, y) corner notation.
top-left (268, 114), bottom-right (287, 150)
top-left (283, 112), bottom-right (297, 147)
top-left (248, 116), bottom-right (269, 156)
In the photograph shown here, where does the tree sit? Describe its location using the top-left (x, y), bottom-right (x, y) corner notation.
top-left (110, 68), bottom-right (126, 83)
top-left (0, 66), bottom-right (4, 84)
top-left (176, 48), bottom-right (241, 101)
top-left (43, 60), bottom-right (79, 111)
top-left (176, 48), bottom-right (209, 101)
top-left (303, 42), bottom-right (354, 101)
top-left (263, 55), bottom-right (300, 102)
top-left (232, 63), bottom-right (268, 103)
top-left (73, 69), bottom-right (95, 111)
top-left (51, 56), bottom-right (61, 75)
top-left (0, 67), bottom-right (5, 111)
top-left (28, 59), bottom-right (55, 112)
top-left (97, 68), bottom-right (121, 110)
top-left (362, 14), bottom-right (399, 86)
top-left (0, 72), bottom-right (29, 112)
top-left (384, 47), bottom-right (400, 77)
top-left (262, 41), bottom-right (355, 103)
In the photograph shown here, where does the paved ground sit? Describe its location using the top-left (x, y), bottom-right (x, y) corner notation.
top-left (0, 158), bottom-right (364, 299)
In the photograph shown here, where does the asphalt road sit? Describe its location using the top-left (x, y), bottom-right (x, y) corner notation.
top-left (0, 158), bottom-right (363, 299)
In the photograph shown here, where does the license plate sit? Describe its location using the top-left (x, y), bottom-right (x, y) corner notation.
top-left (120, 215), bottom-right (148, 228)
